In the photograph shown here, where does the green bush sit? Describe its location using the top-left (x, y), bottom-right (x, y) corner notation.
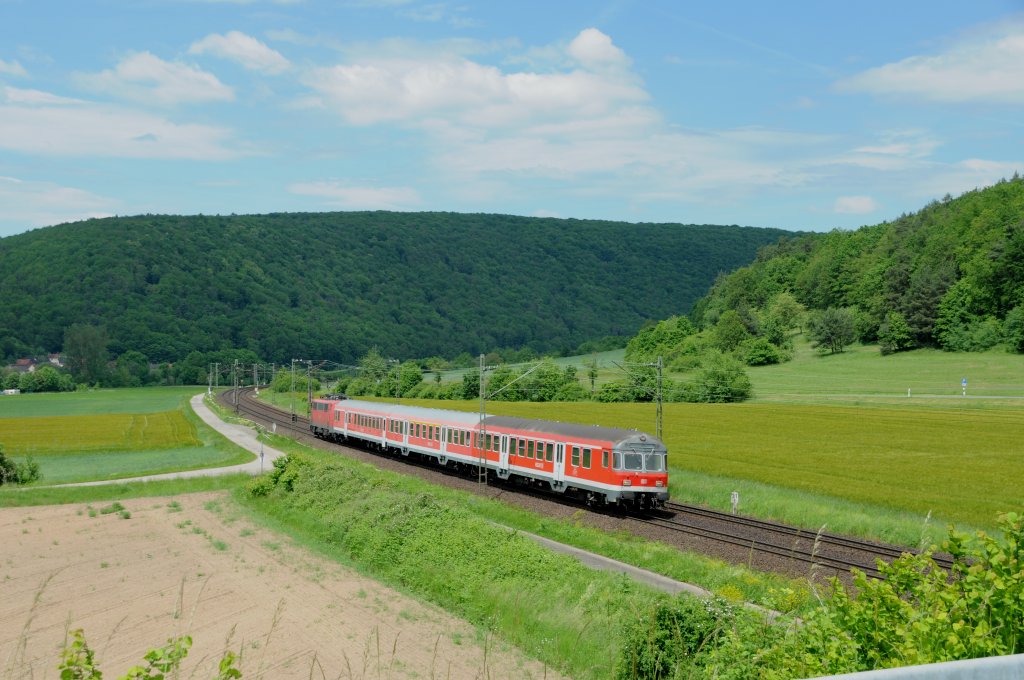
top-left (0, 444), bottom-right (40, 485)
top-left (246, 475), bottom-right (275, 497)
top-left (1006, 305), bottom-right (1024, 353)
top-left (676, 351), bottom-right (752, 403)
top-left (719, 512), bottom-right (1024, 678)
top-left (742, 337), bottom-right (782, 366)
top-left (616, 596), bottom-right (736, 679)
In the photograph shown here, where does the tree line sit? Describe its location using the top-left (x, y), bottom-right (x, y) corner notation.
top-left (0, 211), bottom-right (789, 368)
top-left (653, 175), bottom-right (1024, 362)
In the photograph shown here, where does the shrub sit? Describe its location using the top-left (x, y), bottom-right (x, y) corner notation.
top-left (1006, 305), bottom-right (1024, 353)
top-left (0, 445), bottom-right (40, 486)
top-left (678, 351), bottom-right (752, 403)
top-left (742, 337), bottom-right (782, 366)
top-left (551, 382), bottom-right (589, 402)
top-left (246, 475), bottom-right (275, 497)
top-left (878, 310), bottom-right (914, 355)
top-left (745, 512), bottom-right (1024, 678)
top-left (616, 596), bottom-right (736, 679)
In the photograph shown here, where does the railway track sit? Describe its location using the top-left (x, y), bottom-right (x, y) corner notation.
top-left (221, 387), bottom-right (957, 581)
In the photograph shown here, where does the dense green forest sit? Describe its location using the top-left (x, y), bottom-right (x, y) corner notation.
top-left (629, 176), bottom-right (1024, 362)
top-left (0, 211), bottom-right (789, 366)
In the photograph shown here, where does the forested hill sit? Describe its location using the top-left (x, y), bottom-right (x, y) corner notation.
top-left (0, 212), bottom-right (790, 363)
top-left (691, 176), bottom-right (1024, 351)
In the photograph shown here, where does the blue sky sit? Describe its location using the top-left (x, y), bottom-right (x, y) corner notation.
top-left (1, 0), bottom-right (1022, 237)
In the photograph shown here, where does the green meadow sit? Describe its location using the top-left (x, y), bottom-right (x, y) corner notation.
top-left (0, 385), bottom-right (200, 416)
top-left (324, 342), bottom-right (1023, 542)
top-left (0, 387), bottom-right (252, 484)
top-left (747, 337), bottom-right (1024, 402)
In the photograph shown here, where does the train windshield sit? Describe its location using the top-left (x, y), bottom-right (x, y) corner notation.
top-left (644, 453), bottom-right (664, 472)
top-left (621, 452), bottom-right (644, 471)
top-left (614, 449), bottom-right (666, 472)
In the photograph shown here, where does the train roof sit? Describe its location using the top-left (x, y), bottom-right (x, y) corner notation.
top-left (334, 399), bottom-right (482, 426)
top-left (334, 399), bottom-right (662, 447)
top-left (482, 415), bottom-right (654, 446)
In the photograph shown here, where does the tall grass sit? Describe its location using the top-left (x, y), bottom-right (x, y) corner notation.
top-left (238, 453), bottom-right (711, 679)
top-left (252, 433), bottom-right (804, 610)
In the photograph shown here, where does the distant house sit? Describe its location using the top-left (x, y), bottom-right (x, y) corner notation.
top-left (48, 353), bottom-right (64, 367)
top-left (12, 358), bottom-right (36, 373)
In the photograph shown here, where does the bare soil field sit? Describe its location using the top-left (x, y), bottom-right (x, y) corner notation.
top-left (0, 492), bottom-right (558, 679)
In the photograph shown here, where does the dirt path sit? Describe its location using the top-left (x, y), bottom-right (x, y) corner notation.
top-left (0, 492), bottom-right (559, 679)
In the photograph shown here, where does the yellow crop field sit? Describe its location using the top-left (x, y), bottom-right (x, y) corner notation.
top-left (0, 410), bottom-right (200, 456)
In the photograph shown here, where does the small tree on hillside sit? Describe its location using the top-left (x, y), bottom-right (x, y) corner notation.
top-left (712, 310), bottom-right (751, 353)
top-left (1005, 305), bottom-right (1024, 353)
top-left (878, 310), bottom-right (914, 355)
top-left (678, 351), bottom-right (752, 403)
top-left (808, 307), bottom-right (856, 354)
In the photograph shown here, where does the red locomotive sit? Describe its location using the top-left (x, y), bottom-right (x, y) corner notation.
top-left (310, 397), bottom-right (669, 509)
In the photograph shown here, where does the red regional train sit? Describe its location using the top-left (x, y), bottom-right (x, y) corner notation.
top-left (309, 397), bottom-right (670, 509)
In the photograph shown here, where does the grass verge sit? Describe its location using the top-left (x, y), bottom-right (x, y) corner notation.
top-left (234, 452), bottom-right (705, 680)
top-left (245, 432), bottom-right (807, 611)
top-left (0, 474), bottom-right (248, 508)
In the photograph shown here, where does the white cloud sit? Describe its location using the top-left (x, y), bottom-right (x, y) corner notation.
top-left (189, 31), bottom-right (290, 74)
top-left (834, 195), bottom-right (879, 214)
top-left (303, 28), bottom-right (646, 126)
top-left (0, 59), bottom-right (27, 77)
top-left (837, 23), bottom-right (1024, 103)
top-left (0, 176), bottom-right (116, 234)
top-left (0, 88), bottom-right (240, 159)
top-left (288, 181), bottom-right (420, 209)
top-left (75, 52), bottom-right (234, 105)
top-left (567, 28), bottom-right (630, 70)
top-left (3, 86), bottom-right (83, 105)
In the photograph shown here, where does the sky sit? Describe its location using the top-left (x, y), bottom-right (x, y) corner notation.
top-left (1, 0), bottom-right (1023, 238)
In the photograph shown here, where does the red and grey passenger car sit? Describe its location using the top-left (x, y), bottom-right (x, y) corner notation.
top-left (310, 397), bottom-right (669, 509)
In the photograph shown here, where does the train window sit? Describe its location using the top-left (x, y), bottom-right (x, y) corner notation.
top-left (645, 453), bottom-right (663, 472)
top-left (527, 441), bottom-right (534, 458)
top-left (508, 438), bottom-right (516, 455)
top-left (545, 443), bottom-right (554, 462)
top-left (602, 450), bottom-right (609, 468)
top-left (434, 427), bottom-right (440, 442)
top-left (485, 434), bottom-right (492, 451)
top-left (582, 448), bottom-right (591, 469)
top-left (571, 446), bottom-right (580, 467)
top-left (492, 436), bottom-right (499, 452)
top-left (518, 440), bottom-right (526, 457)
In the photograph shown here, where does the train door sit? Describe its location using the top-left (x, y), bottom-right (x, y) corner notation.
top-left (499, 434), bottom-right (510, 473)
top-left (553, 443), bottom-right (566, 486)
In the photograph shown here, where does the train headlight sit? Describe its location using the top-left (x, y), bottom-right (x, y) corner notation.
top-left (655, 480), bottom-right (664, 487)
top-left (622, 479), bottom-right (632, 486)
